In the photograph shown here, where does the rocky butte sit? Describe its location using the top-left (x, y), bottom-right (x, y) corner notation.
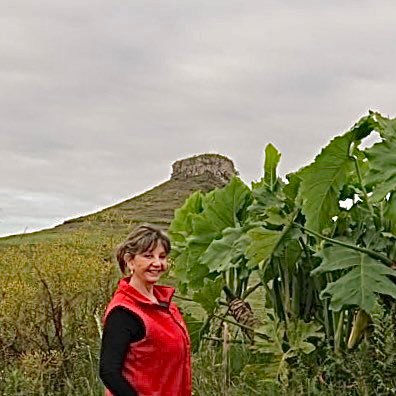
top-left (171, 153), bottom-right (237, 183)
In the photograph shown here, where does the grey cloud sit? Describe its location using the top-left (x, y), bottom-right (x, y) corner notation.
top-left (1, 0), bottom-right (395, 235)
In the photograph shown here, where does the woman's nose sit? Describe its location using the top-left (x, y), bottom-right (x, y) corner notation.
top-left (152, 257), bottom-right (162, 266)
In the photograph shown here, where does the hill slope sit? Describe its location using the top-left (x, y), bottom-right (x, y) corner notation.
top-left (0, 154), bottom-right (237, 246)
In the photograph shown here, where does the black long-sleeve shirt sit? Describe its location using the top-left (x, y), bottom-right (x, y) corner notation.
top-left (99, 307), bottom-right (145, 396)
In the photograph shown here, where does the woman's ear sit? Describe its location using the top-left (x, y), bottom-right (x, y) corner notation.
top-left (124, 253), bottom-right (134, 273)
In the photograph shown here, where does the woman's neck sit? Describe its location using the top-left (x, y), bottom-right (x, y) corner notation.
top-left (129, 277), bottom-right (158, 302)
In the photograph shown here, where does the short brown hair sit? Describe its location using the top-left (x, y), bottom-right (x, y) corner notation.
top-left (115, 224), bottom-right (171, 274)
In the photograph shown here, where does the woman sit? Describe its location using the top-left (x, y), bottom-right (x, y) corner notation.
top-left (99, 224), bottom-right (191, 396)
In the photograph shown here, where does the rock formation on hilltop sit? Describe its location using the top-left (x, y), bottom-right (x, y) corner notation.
top-left (171, 153), bottom-right (237, 183)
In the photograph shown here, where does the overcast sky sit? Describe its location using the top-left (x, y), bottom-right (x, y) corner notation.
top-left (1, 1), bottom-right (395, 236)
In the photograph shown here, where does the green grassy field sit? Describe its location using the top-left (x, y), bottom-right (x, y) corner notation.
top-left (1, 167), bottom-right (395, 395)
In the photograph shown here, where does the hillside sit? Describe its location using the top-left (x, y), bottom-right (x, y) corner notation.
top-left (0, 154), bottom-right (237, 246)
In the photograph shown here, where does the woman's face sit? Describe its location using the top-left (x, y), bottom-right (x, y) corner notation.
top-left (126, 242), bottom-right (168, 286)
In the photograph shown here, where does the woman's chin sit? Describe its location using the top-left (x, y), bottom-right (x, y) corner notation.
top-left (145, 274), bottom-right (162, 283)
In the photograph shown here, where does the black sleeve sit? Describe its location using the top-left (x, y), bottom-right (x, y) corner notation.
top-left (99, 307), bottom-right (145, 396)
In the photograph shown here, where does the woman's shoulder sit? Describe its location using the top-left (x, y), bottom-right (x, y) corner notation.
top-left (106, 306), bottom-right (143, 323)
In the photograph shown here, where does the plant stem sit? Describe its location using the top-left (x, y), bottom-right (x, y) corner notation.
top-left (212, 314), bottom-right (269, 339)
top-left (323, 297), bottom-right (331, 342)
top-left (283, 260), bottom-right (291, 322)
top-left (203, 336), bottom-right (244, 344)
top-left (295, 224), bottom-right (393, 265)
top-left (344, 309), bottom-right (353, 347)
top-left (174, 294), bottom-right (228, 307)
top-left (242, 281), bottom-right (262, 300)
top-left (350, 152), bottom-right (375, 217)
top-left (228, 268), bottom-right (235, 295)
top-left (198, 315), bottom-right (213, 344)
top-left (276, 258), bottom-right (289, 328)
top-left (326, 273), bottom-right (338, 343)
top-left (334, 310), bottom-right (345, 353)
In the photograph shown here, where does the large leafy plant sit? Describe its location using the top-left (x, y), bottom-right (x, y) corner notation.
top-left (169, 112), bottom-right (396, 381)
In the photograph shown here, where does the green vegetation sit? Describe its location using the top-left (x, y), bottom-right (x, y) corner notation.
top-left (169, 111), bottom-right (396, 393)
top-left (0, 112), bottom-right (395, 395)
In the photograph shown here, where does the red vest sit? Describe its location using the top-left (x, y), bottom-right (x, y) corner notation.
top-left (103, 277), bottom-right (192, 396)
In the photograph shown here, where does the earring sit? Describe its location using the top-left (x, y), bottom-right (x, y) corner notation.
top-left (126, 263), bottom-right (134, 276)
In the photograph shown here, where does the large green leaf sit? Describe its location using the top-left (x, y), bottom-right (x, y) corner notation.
top-left (276, 237), bottom-right (302, 272)
top-left (170, 208), bottom-right (213, 290)
top-left (384, 192), bottom-right (396, 236)
top-left (171, 249), bottom-right (189, 285)
top-left (173, 177), bottom-right (252, 289)
top-left (364, 114), bottom-right (396, 202)
top-left (371, 111), bottom-right (396, 140)
top-left (250, 312), bottom-right (322, 381)
top-left (249, 310), bottom-right (286, 380)
top-left (254, 310), bottom-right (285, 351)
top-left (192, 277), bottom-right (224, 315)
top-left (287, 320), bottom-right (324, 356)
top-left (191, 176), bottom-right (251, 251)
top-left (249, 144), bottom-right (285, 222)
top-left (201, 226), bottom-right (251, 273)
top-left (248, 185), bottom-right (284, 223)
top-left (169, 191), bottom-right (203, 249)
top-left (283, 172), bottom-right (302, 210)
top-left (299, 115), bottom-right (377, 232)
top-left (246, 227), bottom-right (283, 269)
top-left (198, 176), bottom-right (252, 230)
top-left (264, 143), bottom-right (281, 191)
top-left (169, 193), bottom-right (205, 291)
top-left (312, 246), bottom-right (396, 312)
top-left (183, 236), bottom-right (212, 289)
